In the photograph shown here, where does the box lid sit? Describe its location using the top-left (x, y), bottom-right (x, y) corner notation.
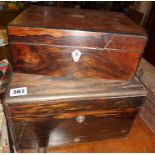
top-left (4, 73), bottom-right (147, 104)
top-left (8, 5), bottom-right (146, 36)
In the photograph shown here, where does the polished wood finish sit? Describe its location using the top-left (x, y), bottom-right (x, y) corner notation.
top-left (9, 103), bottom-right (140, 150)
top-left (15, 117), bottom-right (155, 153)
top-left (3, 73), bottom-right (147, 151)
top-left (8, 27), bottom-right (146, 51)
top-left (9, 43), bottom-right (141, 80)
top-left (8, 5), bottom-right (147, 80)
top-left (8, 5), bottom-right (146, 35)
top-left (47, 117), bottom-right (155, 153)
top-left (4, 73), bottom-right (147, 103)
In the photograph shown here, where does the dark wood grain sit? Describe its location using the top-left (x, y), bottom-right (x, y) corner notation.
top-left (11, 117), bottom-right (155, 153)
top-left (4, 73), bottom-right (147, 104)
top-left (8, 5), bottom-right (146, 35)
top-left (9, 43), bottom-right (142, 80)
top-left (11, 110), bottom-right (139, 150)
top-left (5, 96), bottom-right (145, 151)
top-left (8, 97), bottom-right (143, 122)
top-left (8, 26), bottom-right (147, 51)
top-left (3, 73), bottom-right (147, 151)
top-left (46, 117), bottom-right (155, 153)
top-left (7, 6), bottom-right (147, 80)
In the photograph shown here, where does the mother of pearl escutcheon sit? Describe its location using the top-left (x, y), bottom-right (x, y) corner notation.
top-left (72, 49), bottom-right (82, 62)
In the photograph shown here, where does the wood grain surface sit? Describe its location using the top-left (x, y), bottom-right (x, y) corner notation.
top-left (9, 43), bottom-right (141, 80)
top-left (17, 117), bottom-right (155, 153)
top-left (5, 96), bottom-right (145, 150)
top-left (4, 73), bottom-right (147, 104)
top-left (3, 73), bottom-right (147, 151)
top-left (8, 26), bottom-right (147, 51)
top-left (7, 6), bottom-right (147, 80)
top-left (10, 107), bottom-right (140, 150)
top-left (8, 5), bottom-right (146, 35)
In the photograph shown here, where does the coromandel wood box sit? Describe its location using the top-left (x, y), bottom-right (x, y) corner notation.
top-left (3, 73), bottom-right (147, 151)
top-left (7, 5), bottom-right (147, 80)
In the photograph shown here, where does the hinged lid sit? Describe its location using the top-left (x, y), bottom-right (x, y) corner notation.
top-left (8, 5), bottom-right (146, 35)
top-left (4, 73), bottom-right (147, 104)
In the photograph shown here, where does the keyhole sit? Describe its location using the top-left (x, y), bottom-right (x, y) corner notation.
top-left (75, 52), bottom-right (78, 57)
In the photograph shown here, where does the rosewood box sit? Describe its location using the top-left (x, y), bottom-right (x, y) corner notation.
top-left (8, 5), bottom-right (147, 80)
top-left (3, 73), bottom-right (147, 152)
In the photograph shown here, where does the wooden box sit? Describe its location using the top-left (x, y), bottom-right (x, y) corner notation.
top-left (3, 73), bottom-right (147, 152)
top-left (7, 5), bottom-right (147, 80)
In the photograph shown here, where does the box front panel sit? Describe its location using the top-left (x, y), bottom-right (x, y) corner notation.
top-left (6, 96), bottom-right (145, 150)
top-left (8, 26), bottom-right (147, 80)
top-left (12, 115), bottom-right (135, 150)
top-left (10, 43), bottom-right (141, 80)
